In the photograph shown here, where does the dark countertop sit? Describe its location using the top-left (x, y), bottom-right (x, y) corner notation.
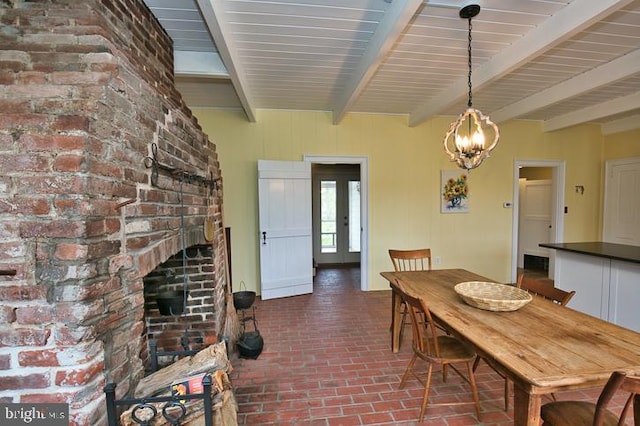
top-left (539, 241), bottom-right (640, 264)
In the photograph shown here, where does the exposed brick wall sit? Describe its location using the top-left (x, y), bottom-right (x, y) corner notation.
top-left (0, 1), bottom-right (227, 425)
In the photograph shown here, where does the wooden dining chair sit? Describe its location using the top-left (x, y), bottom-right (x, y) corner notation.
top-left (388, 249), bottom-right (441, 343)
top-left (540, 370), bottom-right (640, 425)
top-left (474, 273), bottom-right (577, 411)
top-left (388, 248), bottom-right (432, 272)
top-left (392, 279), bottom-right (481, 423)
top-left (517, 273), bottom-right (576, 306)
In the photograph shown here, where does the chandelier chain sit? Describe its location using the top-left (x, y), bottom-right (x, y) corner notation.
top-left (467, 17), bottom-right (473, 108)
top-left (443, 4), bottom-right (499, 171)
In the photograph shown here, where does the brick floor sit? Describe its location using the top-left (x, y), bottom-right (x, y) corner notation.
top-left (228, 266), bottom-right (627, 425)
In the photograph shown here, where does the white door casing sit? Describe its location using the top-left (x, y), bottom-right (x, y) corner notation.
top-left (258, 160), bottom-right (313, 300)
top-left (304, 155), bottom-right (369, 291)
top-left (603, 157), bottom-right (640, 245)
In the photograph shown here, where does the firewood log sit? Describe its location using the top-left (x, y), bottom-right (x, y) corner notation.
top-left (134, 342), bottom-right (232, 398)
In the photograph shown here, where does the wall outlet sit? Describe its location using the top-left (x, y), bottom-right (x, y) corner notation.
top-left (434, 256), bottom-right (441, 265)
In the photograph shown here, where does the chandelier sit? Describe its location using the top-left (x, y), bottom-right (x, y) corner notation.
top-left (443, 4), bottom-right (499, 171)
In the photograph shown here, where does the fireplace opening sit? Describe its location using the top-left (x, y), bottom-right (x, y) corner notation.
top-left (142, 244), bottom-right (219, 371)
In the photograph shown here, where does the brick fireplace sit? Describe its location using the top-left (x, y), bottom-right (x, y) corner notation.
top-left (143, 244), bottom-right (220, 356)
top-left (0, 1), bottom-right (228, 424)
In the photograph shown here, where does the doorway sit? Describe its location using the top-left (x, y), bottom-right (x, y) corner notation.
top-left (304, 155), bottom-right (369, 291)
top-left (312, 164), bottom-right (361, 265)
top-left (511, 160), bottom-right (565, 283)
top-left (518, 171), bottom-right (552, 276)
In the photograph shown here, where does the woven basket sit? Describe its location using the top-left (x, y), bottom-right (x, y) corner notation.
top-left (454, 281), bottom-right (532, 312)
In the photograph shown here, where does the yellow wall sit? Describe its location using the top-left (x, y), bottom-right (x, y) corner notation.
top-left (195, 109), bottom-right (610, 293)
top-left (520, 167), bottom-right (553, 180)
top-left (604, 129), bottom-right (640, 159)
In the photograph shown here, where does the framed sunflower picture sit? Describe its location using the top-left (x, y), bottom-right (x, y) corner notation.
top-left (441, 170), bottom-right (469, 213)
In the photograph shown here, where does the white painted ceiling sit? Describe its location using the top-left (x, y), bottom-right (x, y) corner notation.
top-left (144, 0), bottom-right (640, 134)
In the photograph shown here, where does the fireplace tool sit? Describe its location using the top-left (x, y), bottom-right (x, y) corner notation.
top-left (203, 182), bottom-right (215, 242)
top-left (148, 173), bottom-right (193, 364)
top-left (170, 173), bottom-right (191, 350)
top-left (221, 199), bottom-right (241, 349)
top-left (153, 173), bottom-right (190, 318)
top-left (234, 281), bottom-right (262, 359)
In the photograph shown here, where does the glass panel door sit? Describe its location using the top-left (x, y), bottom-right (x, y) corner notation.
top-left (313, 168), bottom-right (360, 265)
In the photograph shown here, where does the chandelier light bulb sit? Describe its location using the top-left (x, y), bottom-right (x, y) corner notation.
top-left (472, 129), bottom-right (485, 149)
top-left (455, 134), bottom-right (470, 152)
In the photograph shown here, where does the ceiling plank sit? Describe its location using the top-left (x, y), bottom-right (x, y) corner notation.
top-left (602, 114), bottom-right (640, 135)
top-left (544, 91), bottom-right (640, 132)
top-left (408, 0), bottom-right (636, 127)
top-left (332, 0), bottom-right (424, 125)
top-left (491, 49), bottom-right (640, 124)
top-left (196, 0), bottom-right (257, 122)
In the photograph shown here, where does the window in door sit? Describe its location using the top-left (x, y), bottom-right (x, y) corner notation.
top-left (320, 180), bottom-right (337, 253)
top-left (348, 180), bottom-right (361, 253)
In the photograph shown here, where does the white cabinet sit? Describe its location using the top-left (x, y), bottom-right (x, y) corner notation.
top-left (554, 251), bottom-right (640, 332)
top-left (609, 260), bottom-right (640, 332)
top-left (554, 251), bottom-right (608, 319)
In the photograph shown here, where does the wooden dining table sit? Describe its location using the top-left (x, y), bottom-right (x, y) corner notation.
top-left (381, 269), bottom-right (640, 426)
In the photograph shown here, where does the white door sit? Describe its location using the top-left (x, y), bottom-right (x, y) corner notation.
top-left (258, 160), bottom-right (313, 300)
top-left (604, 158), bottom-right (640, 245)
top-left (511, 161), bottom-right (565, 283)
top-left (517, 179), bottom-right (552, 268)
top-left (312, 167), bottom-right (361, 265)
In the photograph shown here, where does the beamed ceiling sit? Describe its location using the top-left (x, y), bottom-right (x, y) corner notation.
top-left (144, 0), bottom-right (640, 134)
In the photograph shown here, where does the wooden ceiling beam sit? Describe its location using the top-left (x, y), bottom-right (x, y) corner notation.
top-left (602, 114), bottom-right (640, 135)
top-left (332, 0), bottom-right (424, 125)
top-left (196, 0), bottom-right (257, 122)
top-left (408, 0), bottom-right (636, 127)
top-left (491, 49), bottom-right (640, 124)
top-left (174, 51), bottom-right (230, 79)
top-left (544, 91), bottom-right (640, 132)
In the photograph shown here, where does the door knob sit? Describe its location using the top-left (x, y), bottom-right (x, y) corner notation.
top-left (262, 231), bottom-right (267, 245)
